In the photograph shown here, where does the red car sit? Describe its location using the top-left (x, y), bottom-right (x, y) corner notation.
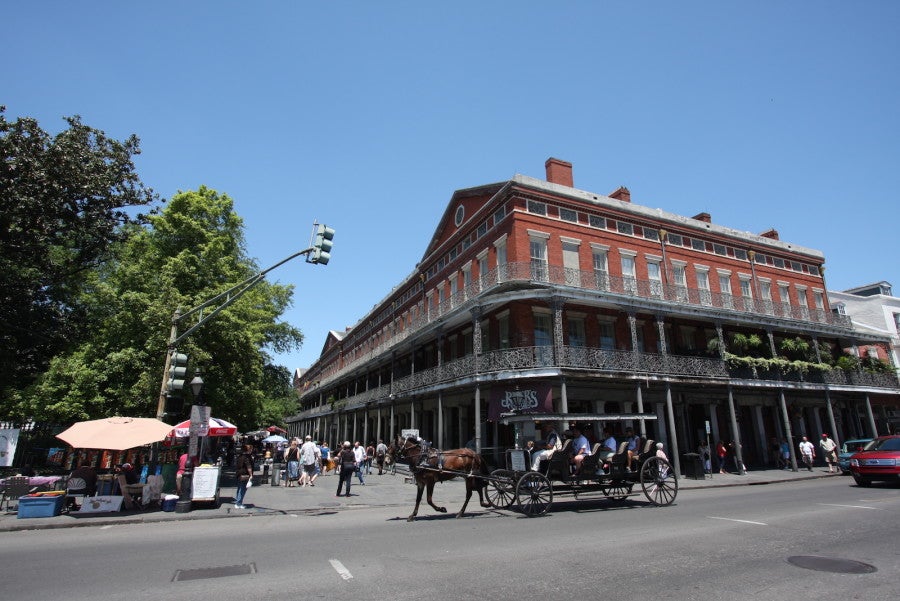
top-left (849, 435), bottom-right (900, 487)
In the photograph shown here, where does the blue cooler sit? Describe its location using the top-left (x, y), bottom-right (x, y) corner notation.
top-left (161, 495), bottom-right (178, 512)
top-left (18, 494), bottom-right (66, 519)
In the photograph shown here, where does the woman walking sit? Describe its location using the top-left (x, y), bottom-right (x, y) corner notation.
top-left (335, 441), bottom-right (357, 497)
top-left (284, 439), bottom-right (300, 487)
top-left (234, 444), bottom-right (255, 509)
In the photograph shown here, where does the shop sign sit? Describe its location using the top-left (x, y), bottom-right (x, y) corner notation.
top-left (489, 385), bottom-right (553, 420)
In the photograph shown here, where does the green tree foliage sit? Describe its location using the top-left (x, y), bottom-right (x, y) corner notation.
top-left (0, 108), bottom-right (158, 406)
top-left (19, 187), bottom-right (303, 429)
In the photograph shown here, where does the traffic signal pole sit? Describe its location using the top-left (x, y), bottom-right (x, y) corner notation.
top-left (155, 223), bottom-right (335, 422)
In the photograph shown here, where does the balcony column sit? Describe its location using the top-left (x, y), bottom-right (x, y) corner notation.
top-left (727, 385), bottom-right (746, 475)
top-left (474, 384), bottom-right (482, 454)
top-left (864, 394), bottom-right (878, 437)
top-left (472, 306), bottom-right (483, 373)
top-left (389, 403), bottom-right (395, 442)
top-left (715, 323), bottom-right (726, 359)
top-left (766, 329), bottom-right (777, 358)
top-left (655, 315), bottom-right (668, 356)
top-left (628, 312), bottom-right (639, 353)
top-left (665, 384), bottom-right (681, 477)
top-left (552, 296), bottom-right (565, 365)
top-left (778, 389), bottom-right (799, 471)
top-left (635, 384), bottom-right (646, 437)
top-left (437, 391), bottom-right (444, 449)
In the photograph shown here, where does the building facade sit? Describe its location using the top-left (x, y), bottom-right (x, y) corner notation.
top-left (290, 158), bottom-right (900, 474)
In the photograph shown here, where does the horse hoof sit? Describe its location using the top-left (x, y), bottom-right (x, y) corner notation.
top-left (407, 516), bottom-right (416, 522)
top-left (437, 507), bottom-right (447, 513)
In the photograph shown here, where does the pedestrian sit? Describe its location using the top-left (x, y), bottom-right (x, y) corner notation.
top-left (299, 435), bottom-right (318, 486)
top-left (319, 441), bottom-right (332, 474)
top-left (780, 438), bottom-right (791, 469)
top-left (376, 439), bottom-right (388, 475)
top-left (698, 440), bottom-right (711, 474)
top-left (798, 435), bottom-right (815, 471)
top-left (233, 444), bottom-right (254, 509)
top-left (819, 433), bottom-right (838, 473)
top-left (335, 441), bottom-right (356, 497)
top-left (283, 439), bottom-right (300, 487)
top-left (716, 440), bottom-right (728, 474)
top-left (365, 441), bottom-right (375, 475)
top-left (353, 441), bottom-right (367, 484)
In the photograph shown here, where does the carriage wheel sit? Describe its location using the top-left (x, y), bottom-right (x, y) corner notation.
top-left (485, 469), bottom-right (516, 509)
top-left (602, 481), bottom-right (632, 501)
top-left (640, 457), bottom-right (678, 506)
top-left (515, 472), bottom-right (552, 517)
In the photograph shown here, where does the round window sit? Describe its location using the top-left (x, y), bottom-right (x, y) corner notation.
top-left (454, 205), bottom-right (465, 227)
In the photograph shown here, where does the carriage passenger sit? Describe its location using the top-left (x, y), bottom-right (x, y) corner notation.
top-left (530, 424), bottom-right (561, 471)
top-left (598, 428), bottom-right (617, 463)
top-left (624, 427), bottom-right (640, 472)
top-left (570, 426), bottom-right (592, 474)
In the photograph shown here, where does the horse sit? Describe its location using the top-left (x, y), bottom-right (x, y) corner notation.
top-left (396, 436), bottom-right (492, 522)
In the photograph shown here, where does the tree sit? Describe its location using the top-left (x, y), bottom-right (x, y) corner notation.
top-left (19, 187), bottom-right (303, 429)
top-left (0, 108), bottom-right (158, 409)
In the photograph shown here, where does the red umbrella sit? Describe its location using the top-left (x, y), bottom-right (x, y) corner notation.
top-left (266, 426), bottom-right (287, 434)
top-left (170, 417), bottom-right (237, 438)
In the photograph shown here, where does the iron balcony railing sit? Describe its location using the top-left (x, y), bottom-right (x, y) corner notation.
top-left (301, 261), bottom-right (854, 396)
top-left (299, 344), bottom-right (900, 414)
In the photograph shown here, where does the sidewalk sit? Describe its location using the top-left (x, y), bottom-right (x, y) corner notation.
top-left (0, 465), bottom-right (844, 532)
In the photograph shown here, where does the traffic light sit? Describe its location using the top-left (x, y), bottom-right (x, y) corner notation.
top-left (167, 350), bottom-right (188, 393)
top-left (310, 224), bottom-right (335, 265)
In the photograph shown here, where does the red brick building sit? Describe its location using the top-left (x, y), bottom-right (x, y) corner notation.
top-left (291, 158), bottom-right (899, 473)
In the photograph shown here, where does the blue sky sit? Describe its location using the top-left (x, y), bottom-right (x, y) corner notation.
top-left (5, 2), bottom-right (899, 372)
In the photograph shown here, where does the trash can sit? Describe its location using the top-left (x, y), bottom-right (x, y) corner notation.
top-left (271, 462), bottom-right (282, 486)
top-left (682, 453), bottom-right (704, 480)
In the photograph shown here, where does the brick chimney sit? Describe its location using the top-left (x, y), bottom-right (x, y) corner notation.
top-left (609, 186), bottom-right (631, 203)
top-left (759, 228), bottom-right (779, 240)
top-left (692, 212), bottom-right (712, 223)
top-left (545, 158), bottom-right (573, 187)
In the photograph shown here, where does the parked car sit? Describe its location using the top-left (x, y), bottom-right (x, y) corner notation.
top-left (849, 435), bottom-right (900, 486)
top-left (838, 438), bottom-right (873, 474)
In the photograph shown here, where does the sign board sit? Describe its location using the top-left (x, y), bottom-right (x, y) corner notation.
top-left (705, 420), bottom-right (711, 434)
top-left (78, 495), bottom-right (124, 513)
top-left (190, 405), bottom-right (211, 436)
top-left (400, 429), bottom-right (419, 441)
top-left (191, 466), bottom-right (220, 501)
top-left (508, 449), bottom-right (528, 472)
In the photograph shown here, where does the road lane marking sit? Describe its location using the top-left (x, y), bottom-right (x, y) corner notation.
top-left (329, 559), bottom-right (353, 580)
top-left (707, 516), bottom-right (768, 526)
top-left (817, 503), bottom-right (880, 510)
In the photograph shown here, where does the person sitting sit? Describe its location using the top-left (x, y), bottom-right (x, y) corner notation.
top-left (531, 424), bottom-right (561, 471)
top-left (569, 426), bottom-right (592, 474)
top-left (115, 463), bottom-right (141, 509)
top-left (67, 462), bottom-right (97, 510)
top-left (597, 428), bottom-right (617, 468)
top-left (623, 428), bottom-right (640, 471)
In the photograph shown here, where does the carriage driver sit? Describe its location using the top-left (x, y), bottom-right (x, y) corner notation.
top-left (530, 424), bottom-right (562, 471)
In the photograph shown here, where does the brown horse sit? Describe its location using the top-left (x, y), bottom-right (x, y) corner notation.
top-left (397, 437), bottom-right (491, 522)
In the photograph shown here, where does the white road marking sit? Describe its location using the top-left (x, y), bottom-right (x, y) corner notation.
top-left (100, 525), bottom-right (114, 530)
top-left (329, 559), bottom-right (353, 580)
top-left (707, 516), bottom-right (768, 526)
top-left (817, 503), bottom-right (880, 510)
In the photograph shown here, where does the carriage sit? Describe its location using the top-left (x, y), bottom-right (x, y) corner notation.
top-left (484, 412), bottom-right (678, 516)
top-left (393, 412), bottom-right (677, 520)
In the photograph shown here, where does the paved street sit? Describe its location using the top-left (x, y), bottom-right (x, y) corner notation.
top-left (1, 474), bottom-right (898, 601)
top-left (0, 463), bottom-right (850, 532)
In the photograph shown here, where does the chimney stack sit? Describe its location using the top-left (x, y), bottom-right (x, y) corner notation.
top-left (759, 228), bottom-right (779, 240)
top-left (609, 186), bottom-right (631, 203)
top-left (692, 212), bottom-right (712, 223)
top-left (545, 157), bottom-right (573, 187)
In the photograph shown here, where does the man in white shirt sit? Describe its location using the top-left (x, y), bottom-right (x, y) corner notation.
top-left (530, 425), bottom-right (561, 471)
top-left (798, 436), bottom-right (815, 471)
top-left (352, 441), bottom-right (367, 485)
top-left (819, 433), bottom-right (838, 473)
top-left (299, 435), bottom-right (319, 487)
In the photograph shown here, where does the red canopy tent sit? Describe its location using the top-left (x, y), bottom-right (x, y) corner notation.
top-left (169, 417), bottom-right (238, 438)
top-left (266, 426), bottom-right (287, 434)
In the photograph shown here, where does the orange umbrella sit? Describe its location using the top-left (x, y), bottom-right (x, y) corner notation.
top-left (56, 416), bottom-right (174, 451)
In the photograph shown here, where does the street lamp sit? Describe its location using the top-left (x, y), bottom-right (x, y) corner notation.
top-left (175, 372), bottom-right (205, 513)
